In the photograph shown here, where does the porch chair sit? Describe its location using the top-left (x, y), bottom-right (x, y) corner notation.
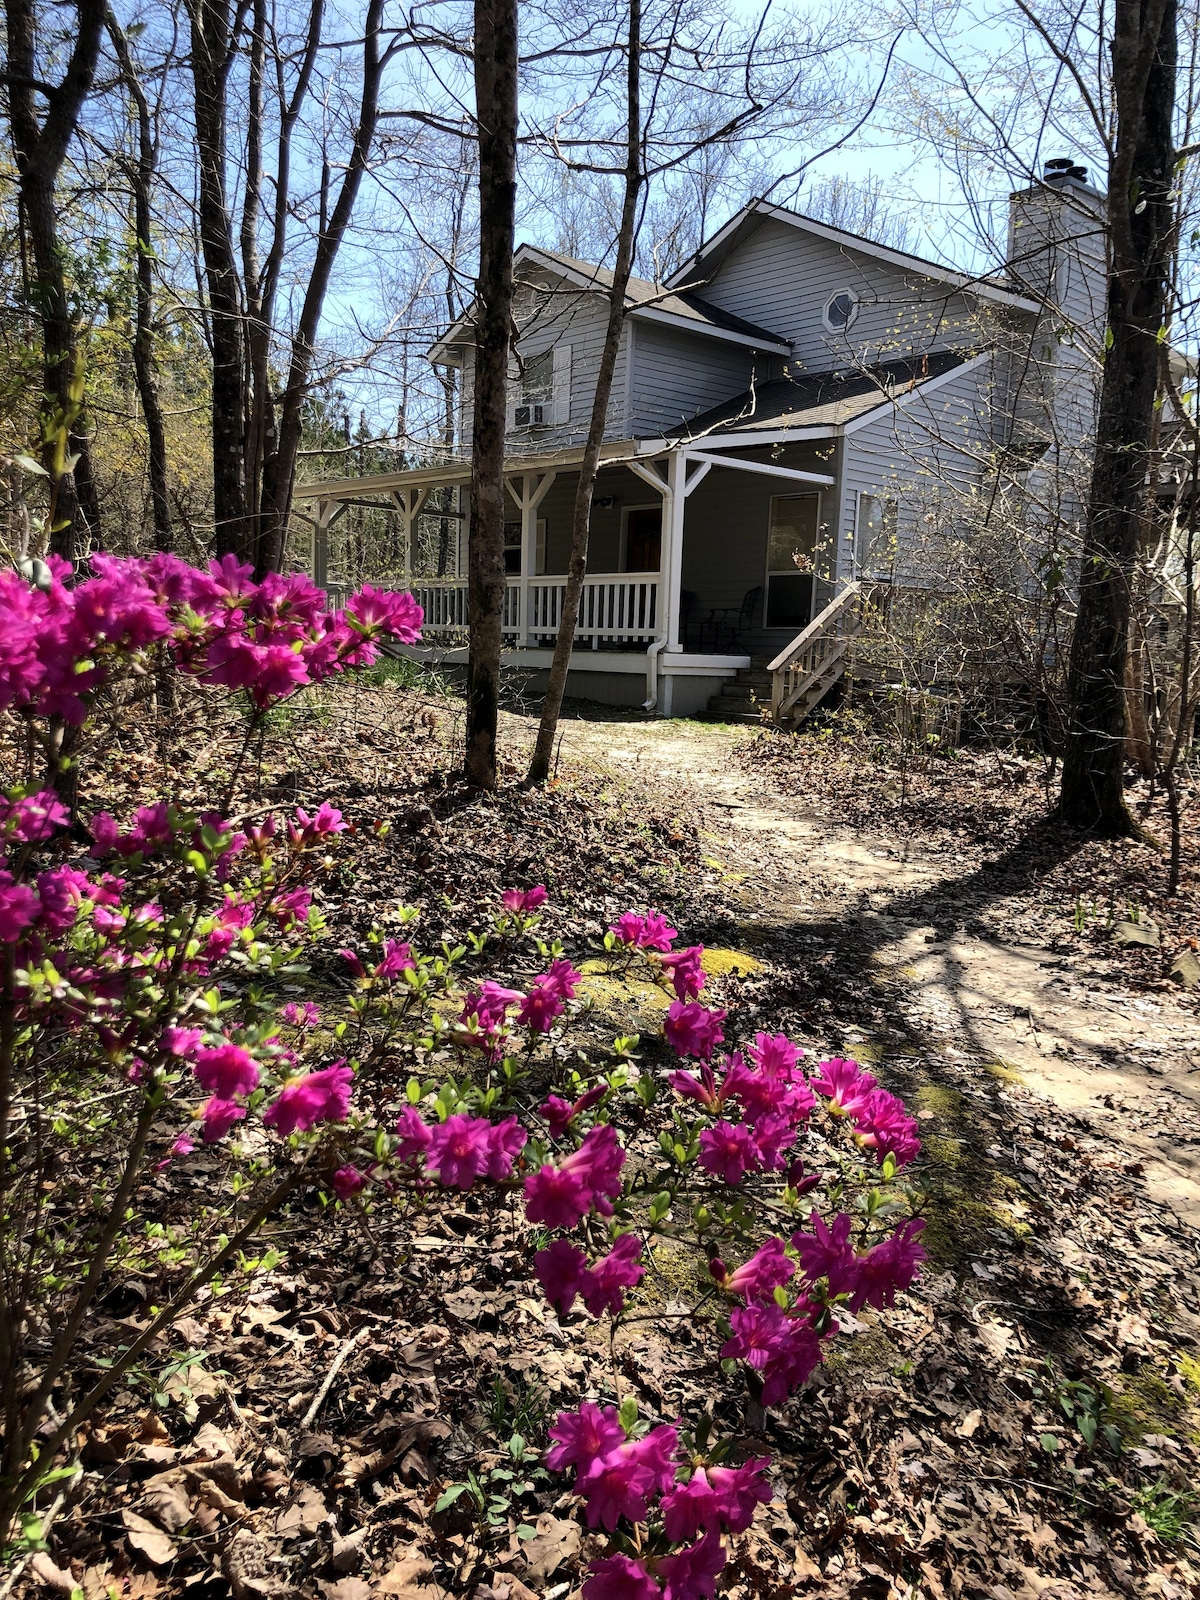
top-left (705, 585), bottom-right (762, 651)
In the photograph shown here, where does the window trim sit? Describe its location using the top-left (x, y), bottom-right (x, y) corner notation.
top-left (822, 287), bottom-right (859, 334)
top-left (620, 501), bottom-right (664, 574)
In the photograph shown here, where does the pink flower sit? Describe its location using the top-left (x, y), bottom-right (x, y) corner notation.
top-left (697, 1120), bottom-right (760, 1185)
top-left (426, 1113), bottom-right (494, 1189)
top-left (749, 1032), bottom-right (802, 1077)
top-left (0, 790), bottom-right (68, 843)
top-left (161, 1026), bottom-right (204, 1058)
top-left (668, 1065), bottom-right (725, 1112)
top-left (35, 865), bottom-right (90, 934)
top-left (485, 1115), bottom-right (527, 1179)
top-left (395, 1106), bottom-right (433, 1161)
top-left (281, 1001), bottom-right (320, 1028)
top-left (87, 811), bottom-right (122, 856)
top-left (791, 1211), bottom-right (860, 1299)
top-left (374, 939), bottom-right (415, 979)
top-left (720, 1304), bottom-right (826, 1404)
top-left (332, 1164), bottom-right (367, 1200)
top-left (850, 1218), bottom-right (926, 1310)
top-left (517, 983), bottom-right (564, 1032)
top-left (712, 1237), bottom-right (795, 1301)
top-left (289, 801), bottom-right (348, 849)
top-left (578, 1445), bottom-right (657, 1531)
top-left (263, 1062), bottom-right (353, 1135)
top-left (536, 1238), bottom-right (589, 1315)
top-left (272, 887), bottom-right (312, 928)
top-left (346, 584), bottom-right (424, 643)
top-left (0, 873), bottom-right (41, 940)
top-left (658, 1531), bottom-right (726, 1600)
top-left (664, 1002), bottom-right (725, 1061)
top-left (581, 1233), bottom-right (645, 1317)
top-left (171, 1133), bottom-right (196, 1157)
top-left (541, 1094), bottom-right (575, 1138)
top-left (546, 1401), bottom-right (626, 1475)
top-left (524, 1165), bottom-right (591, 1230)
top-left (339, 947), bottom-right (366, 978)
top-left (193, 1042), bottom-right (261, 1100)
top-left (583, 1555), bottom-right (661, 1600)
top-left (810, 1057), bottom-right (877, 1116)
top-left (750, 1112), bottom-right (796, 1170)
top-left (501, 885), bottom-right (548, 915)
top-left (610, 910), bottom-right (677, 951)
top-left (659, 945), bottom-right (705, 1001)
top-left (851, 1088), bottom-right (921, 1168)
top-left (200, 1096), bottom-right (246, 1142)
top-left (541, 957), bottom-right (582, 998)
top-left (620, 1425), bottom-right (678, 1496)
top-left (561, 1123), bottom-right (625, 1210)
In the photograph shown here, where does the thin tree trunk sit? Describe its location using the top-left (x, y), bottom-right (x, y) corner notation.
top-left (1060, 0), bottom-right (1177, 832)
top-left (465, 0), bottom-right (518, 790)
top-left (187, 0), bottom-right (249, 559)
top-left (5, 0), bottom-right (106, 563)
top-left (255, 0), bottom-right (386, 577)
top-left (526, 0), bottom-right (642, 786)
top-left (107, 15), bottom-right (172, 553)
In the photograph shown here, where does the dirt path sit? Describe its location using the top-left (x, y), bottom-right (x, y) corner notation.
top-left (546, 714), bottom-right (1200, 1226)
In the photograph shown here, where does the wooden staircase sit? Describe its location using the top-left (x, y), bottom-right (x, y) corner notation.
top-left (768, 582), bottom-right (864, 727)
top-left (704, 658), bottom-right (773, 723)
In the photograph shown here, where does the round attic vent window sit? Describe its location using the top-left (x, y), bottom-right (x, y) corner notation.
top-left (824, 288), bottom-right (859, 332)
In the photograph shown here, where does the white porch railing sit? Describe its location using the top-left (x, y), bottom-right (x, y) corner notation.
top-left (409, 573), bottom-right (661, 647)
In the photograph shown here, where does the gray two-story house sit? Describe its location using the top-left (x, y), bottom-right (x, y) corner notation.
top-left (295, 164), bottom-right (1110, 718)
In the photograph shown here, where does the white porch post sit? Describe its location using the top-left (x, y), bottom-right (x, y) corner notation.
top-left (313, 499), bottom-right (334, 590)
top-left (520, 472), bottom-right (534, 645)
top-left (664, 449), bottom-right (686, 653)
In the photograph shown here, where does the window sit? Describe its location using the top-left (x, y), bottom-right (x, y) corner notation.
top-left (623, 506), bottom-right (662, 572)
top-left (514, 351), bottom-right (553, 427)
top-left (503, 518), bottom-right (548, 575)
top-left (856, 493), bottom-right (898, 577)
top-left (766, 494), bottom-right (820, 628)
top-left (823, 288), bottom-right (859, 333)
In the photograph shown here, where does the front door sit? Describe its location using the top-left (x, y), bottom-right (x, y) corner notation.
top-left (625, 506), bottom-right (662, 572)
top-left (766, 494), bottom-right (819, 629)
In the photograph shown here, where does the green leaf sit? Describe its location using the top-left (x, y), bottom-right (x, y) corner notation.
top-left (1040, 1433), bottom-right (1060, 1453)
top-left (435, 1483), bottom-right (467, 1513)
top-left (1077, 1411), bottom-right (1097, 1448)
top-left (619, 1396), bottom-right (639, 1436)
top-left (516, 1525), bottom-right (539, 1540)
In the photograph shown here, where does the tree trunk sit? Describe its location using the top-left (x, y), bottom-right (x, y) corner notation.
top-left (525, 0), bottom-right (642, 786)
top-left (187, 0), bottom-right (249, 560)
top-left (256, 0), bottom-right (386, 578)
top-left (5, 0), bottom-right (106, 563)
top-left (1059, 0), bottom-right (1177, 832)
top-left (108, 17), bottom-right (172, 553)
top-left (465, 0), bottom-right (518, 790)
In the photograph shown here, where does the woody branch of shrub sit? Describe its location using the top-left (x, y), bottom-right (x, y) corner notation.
top-left (0, 556), bottom-right (929, 1592)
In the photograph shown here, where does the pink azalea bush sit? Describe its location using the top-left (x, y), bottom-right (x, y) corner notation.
top-left (0, 550), bottom-right (931, 1581)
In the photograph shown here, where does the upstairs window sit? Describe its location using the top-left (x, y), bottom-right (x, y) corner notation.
top-left (823, 288), bottom-right (859, 333)
top-left (514, 351), bottom-right (553, 426)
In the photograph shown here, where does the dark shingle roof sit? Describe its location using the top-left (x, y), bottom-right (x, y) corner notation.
top-left (526, 248), bottom-right (790, 348)
top-left (665, 350), bottom-right (972, 438)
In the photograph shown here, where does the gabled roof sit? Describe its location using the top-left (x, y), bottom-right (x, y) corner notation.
top-left (665, 199), bottom-right (1042, 316)
top-left (428, 244), bottom-right (792, 364)
top-left (665, 350), bottom-right (981, 441)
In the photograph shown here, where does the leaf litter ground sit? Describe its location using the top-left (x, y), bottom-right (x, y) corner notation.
top-left (22, 673), bottom-right (1200, 1600)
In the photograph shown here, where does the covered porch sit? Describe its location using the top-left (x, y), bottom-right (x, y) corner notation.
top-left (291, 434), bottom-right (841, 715)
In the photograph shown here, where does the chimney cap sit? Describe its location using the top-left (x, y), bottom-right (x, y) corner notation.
top-left (1044, 157), bottom-right (1089, 183)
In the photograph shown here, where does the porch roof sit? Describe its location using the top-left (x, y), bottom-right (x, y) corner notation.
top-left (292, 437), bottom-right (670, 504)
top-left (666, 349), bottom-right (973, 440)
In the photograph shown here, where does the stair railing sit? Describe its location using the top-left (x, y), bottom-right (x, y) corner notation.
top-left (768, 582), bottom-right (864, 725)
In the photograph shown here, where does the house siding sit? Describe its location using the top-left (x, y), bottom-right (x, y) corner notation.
top-left (508, 273), bottom-right (630, 449)
top-left (627, 320), bottom-right (760, 438)
top-left (838, 358), bottom-right (998, 583)
top-left (686, 216), bottom-right (1002, 374)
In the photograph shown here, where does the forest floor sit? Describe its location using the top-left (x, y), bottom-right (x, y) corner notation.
top-left (25, 672), bottom-right (1200, 1600)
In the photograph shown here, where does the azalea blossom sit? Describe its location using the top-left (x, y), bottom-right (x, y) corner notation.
top-left (394, 1105), bottom-right (433, 1161)
top-left (545, 1402), bottom-right (626, 1476)
top-left (583, 1554), bottom-right (662, 1600)
top-left (664, 1002), bottom-right (726, 1061)
top-left (711, 1236), bottom-right (795, 1302)
top-left (850, 1218), bottom-right (927, 1310)
top-left (658, 1531), bottom-right (726, 1600)
top-left (501, 885), bottom-right (548, 915)
top-left (374, 939), bottom-right (415, 979)
top-left (810, 1057), bottom-right (877, 1116)
top-left (263, 1062), bottom-right (353, 1135)
top-left (332, 1165), bottom-right (367, 1201)
top-left (610, 910), bottom-right (677, 951)
top-left (0, 790), bottom-right (68, 843)
top-left (535, 1238), bottom-right (589, 1315)
top-left (281, 1001), bottom-right (320, 1028)
top-left (659, 944), bottom-right (705, 1001)
top-left (661, 1460), bottom-right (772, 1541)
top-left (697, 1120), bottom-right (759, 1185)
top-left (193, 1042), bottom-right (261, 1100)
top-left (580, 1233), bottom-right (645, 1317)
top-left (199, 1096), bottom-right (246, 1142)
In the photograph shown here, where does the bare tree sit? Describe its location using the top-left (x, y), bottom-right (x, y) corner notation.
top-left (1060, 0), bottom-right (1179, 832)
top-left (465, 0), bottom-right (519, 790)
top-left (3, 0), bottom-right (106, 560)
top-left (525, 0), bottom-right (642, 786)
